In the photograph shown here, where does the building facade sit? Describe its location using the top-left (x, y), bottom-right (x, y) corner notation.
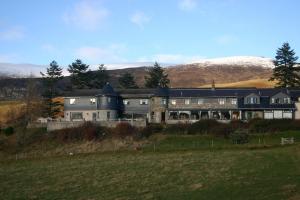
top-left (63, 83), bottom-right (300, 123)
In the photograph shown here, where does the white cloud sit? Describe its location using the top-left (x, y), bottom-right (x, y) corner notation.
top-left (130, 11), bottom-right (151, 28)
top-left (63, 0), bottom-right (109, 31)
top-left (0, 26), bottom-right (25, 40)
top-left (178, 0), bottom-right (197, 11)
top-left (137, 54), bottom-right (205, 64)
top-left (215, 35), bottom-right (237, 45)
top-left (75, 44), bottom-right (127, 63)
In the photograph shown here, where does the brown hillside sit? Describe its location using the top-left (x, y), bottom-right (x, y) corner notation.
top-left (108, 65), bottom-right (273, 88)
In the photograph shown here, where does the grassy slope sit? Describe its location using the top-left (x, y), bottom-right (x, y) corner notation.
top-left (1, 133), bottom-right (300, 200)
top-left (200, 78), bottom-right (276, 88)
top-left (0, 101), bottom-right (24, 124)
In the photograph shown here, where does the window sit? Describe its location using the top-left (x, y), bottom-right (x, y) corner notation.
top-left (247, 97), bottom-right (258, 104)
top-left (107, 97), bottom-right (111, 103)
top-left (184, 99), bottom-right (190, 105)
top-left (107, 111), bottom-right (110, 120)
top-left (140, 99), bottom-right (148, 105)
top-left (90, 98), bottom-right (96, 104)
top-left (231, 98), bottom-right (237, 105)
top-left (272, 98), bottom-right (282, 104)
top-left (271, 98), bottom-right (275, 104)
top-left (70, 98), bottom-right (76, 104)
top-left (171, 99), bottom-right (176, 105)
top-left (283, 111), bottom-right (292, 119)
top-left (71, 112), bottom-right (83, 120)
top-left (218, 98), bottom-right (225, 105)
top-left (162, 99), bottom-right (167, 105)
top-left (198, 98), bottom-right (204, 104)
top-left (123, 100), bottom-right (130, 105)
top-left (283, 97), bottom-right (291, 104)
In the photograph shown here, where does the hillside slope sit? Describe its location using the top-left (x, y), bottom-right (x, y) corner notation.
top-left (200, 78), bottom-right (276, 88)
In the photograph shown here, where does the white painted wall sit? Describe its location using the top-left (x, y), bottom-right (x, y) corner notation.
top-left (295, 102), bottom-right (300, 119)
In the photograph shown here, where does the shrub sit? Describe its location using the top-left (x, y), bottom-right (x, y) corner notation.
top-left (229, 120), bottom-right (247, 130)
top-left (113, 122), bottom-right (137, 138)
top-left (53, 122), bottom-right (106, 142)
top-left (164, 123), bottom-right (189, 135)
top-left (211, 123), bottom-right (232, 138)
top-left (3, 126), bottom-right (14, 136)
top-left (139, 124), bottom-right (164, 138)
top-left (187, 120), bottom-right (220, 135)
top-left (230, 129), bottom-right (249, 144)
top-left (248, 119), bottom-right (300, 133)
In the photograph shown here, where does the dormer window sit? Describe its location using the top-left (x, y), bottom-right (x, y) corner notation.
top-left (283, 97), bottom-right (291, 104)
top-left (271, 92), bottom-right (291, 104)
top-left (247, 97), bottom-right (258, 104)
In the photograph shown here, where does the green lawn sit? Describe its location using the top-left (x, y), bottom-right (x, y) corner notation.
top-left (1, 134), bottom-right (300, 200)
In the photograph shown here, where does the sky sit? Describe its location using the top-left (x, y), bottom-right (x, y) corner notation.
top-left (0, 0), bottom-right (300, 67)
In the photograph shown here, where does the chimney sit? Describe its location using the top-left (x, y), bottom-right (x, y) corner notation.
top-left (211, 80), bottom-right (216, 91)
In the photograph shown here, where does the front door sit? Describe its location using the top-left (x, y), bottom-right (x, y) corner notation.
top-left (161, 112), bottom-right (165, 122)
top-left (92, 113), bottom-right (97, 121)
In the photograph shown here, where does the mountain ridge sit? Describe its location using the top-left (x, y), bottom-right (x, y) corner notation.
top-left (0, 56), bottom-right (274, 78)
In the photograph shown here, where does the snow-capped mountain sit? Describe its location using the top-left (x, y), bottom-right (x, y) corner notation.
top-left (188, 56), bottom-right (274, 68)
top-left (0, 56), bottom-right (275, 78)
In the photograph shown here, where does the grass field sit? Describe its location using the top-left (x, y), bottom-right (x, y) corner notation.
top-left (1, 132), bottom-right (300, 200)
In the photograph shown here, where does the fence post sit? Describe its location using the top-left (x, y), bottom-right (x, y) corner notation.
top-left (211, 140), bottom-right (214, 148)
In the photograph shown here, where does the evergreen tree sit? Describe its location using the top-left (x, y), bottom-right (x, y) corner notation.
top-left (269, 42), bottom-right (300, 87)
top-left (68, 59), bottom-right (90, 89)
top-left (144, 62), bottom-right (170, 88)
top-left (41, 60), bottom-right (63, 118)
top-left (119, 72), bottom-right (138, 89)
top-left (89, 64), bottom-right (110, 88)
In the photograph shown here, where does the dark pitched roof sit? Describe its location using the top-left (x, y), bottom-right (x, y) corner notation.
top-left (62, 86), bottom-right (300, 99)
top-left (116, 88), bottom-right (155, 98)
top-left (155, 87), bottom-right (169, 97)
top-left (101, 83), bottom-right (117, 96)
top-left (63, 89), bottom-right (101, 97)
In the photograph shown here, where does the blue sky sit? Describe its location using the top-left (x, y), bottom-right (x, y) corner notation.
top-left (0, 0), bottom-right (300, 66)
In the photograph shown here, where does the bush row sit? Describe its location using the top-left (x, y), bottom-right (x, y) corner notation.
top-left (4, 119), bottom-right (299, 143)
top-left (163, 119), bottom-right (300, 136)
top-left (51, 122), bottom-right (164, 143)
top-left (52, 119), bottom-right (300, 143)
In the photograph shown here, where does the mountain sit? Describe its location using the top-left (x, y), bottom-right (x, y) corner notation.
top-left (0, 63), bottom-right (46, 78)
top-left (186, 56), bottom-right (274, 68)
top-left (165, 56), bottom-right (274, 87)
top-left (0, 56), bottom-right (275, 99)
